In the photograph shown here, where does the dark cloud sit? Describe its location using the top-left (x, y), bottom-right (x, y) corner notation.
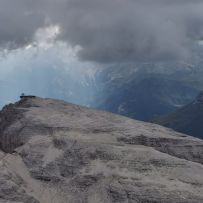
top-left (0, 0), bottom-right (203, 62)
top-left (0, 0), bottom-right (46, 48)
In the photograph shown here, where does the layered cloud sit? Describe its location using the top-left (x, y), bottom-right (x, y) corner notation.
top-left (1, 0), bottom-right (203, 62)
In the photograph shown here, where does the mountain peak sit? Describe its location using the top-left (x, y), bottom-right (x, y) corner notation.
top-left (0, 97), bottom-right (203, 202)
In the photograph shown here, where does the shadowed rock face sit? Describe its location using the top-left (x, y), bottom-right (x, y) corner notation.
top-left (0, 97), bottom-right (203, 203)
top-left (153, 91), bottom-right (203, 139)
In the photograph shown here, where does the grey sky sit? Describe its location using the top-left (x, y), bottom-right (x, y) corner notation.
top-left (0, 0), bottom-right (203, 63)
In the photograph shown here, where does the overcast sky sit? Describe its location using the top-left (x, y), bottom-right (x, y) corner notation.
top-left (0, 0), bottom-right (203, 63)
top-left (0, 0), bottom-right (203, 107)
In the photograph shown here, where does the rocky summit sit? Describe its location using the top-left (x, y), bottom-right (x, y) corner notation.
top-left (0, 97), bottom-right (203, 203)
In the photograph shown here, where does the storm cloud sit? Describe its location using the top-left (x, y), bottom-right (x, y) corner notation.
top-left (1, 0), bottom-right (203, 62)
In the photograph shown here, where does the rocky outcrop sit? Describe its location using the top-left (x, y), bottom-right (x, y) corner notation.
top-left (0, 97), bottom-right (203, 203)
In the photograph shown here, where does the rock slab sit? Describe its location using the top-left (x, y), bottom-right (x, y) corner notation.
top-left (0, 97), bottom-right (203, 203)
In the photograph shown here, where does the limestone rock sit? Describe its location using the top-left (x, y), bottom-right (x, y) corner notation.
top-left (0, 97), bottom-right (203, 203)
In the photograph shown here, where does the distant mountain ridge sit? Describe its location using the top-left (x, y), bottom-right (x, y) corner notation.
top-left (94, 44), bottom-right (203, 121)
top-left (97, 74), bottom-right (199, 121)
top-left (153, 91), bottom-right (203, 139)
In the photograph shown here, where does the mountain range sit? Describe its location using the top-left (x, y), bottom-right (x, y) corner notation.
top-left (153, 92), bottom-right (203, 139)
top-left (94, 44), bottom-right (203, 121)
top-left (97, 73), bottom-right (198, 121)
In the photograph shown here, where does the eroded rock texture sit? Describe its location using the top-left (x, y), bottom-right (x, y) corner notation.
top-left (0, 97), bottom-right (203, 203)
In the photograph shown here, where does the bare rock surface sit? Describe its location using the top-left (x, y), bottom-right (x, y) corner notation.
top-left (0, 97), bottom-right (203, 203)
